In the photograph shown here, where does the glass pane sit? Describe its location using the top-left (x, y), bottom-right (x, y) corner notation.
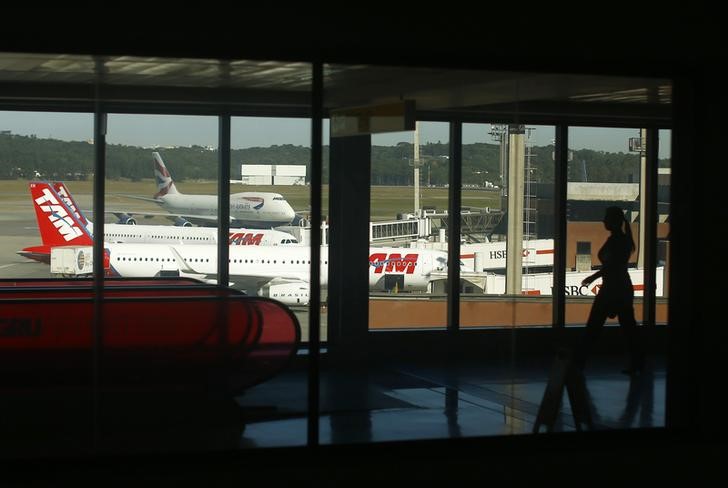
top-left (565, 126), bottom-right (664, 429)
top-left (461, 124), bottom-right (555, 328)
top-left (230, 116), bottom-right (308, 303)
top-left (227, 116), bottom-right (311, 449)
top-left (566, 127), bottom-right (645, 329)
top-left (0, 111), bottom-right (94, 280)
top-left (369, 121), bottom-right (449, 330)
top-left (105, 114), bottom-right (219, 285)
top-left (0, 110), bottom-right (96, 457)
top-left (657, 129), bottom-right (670, 326)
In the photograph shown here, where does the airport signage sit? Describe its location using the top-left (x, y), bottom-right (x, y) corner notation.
top-left (331, 101), bottom-right (415, 137)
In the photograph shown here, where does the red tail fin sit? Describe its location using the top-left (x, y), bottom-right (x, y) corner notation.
top-left (52, 181), bottom-right (89, 227)
top-left (30, 181), bottom-right (93, 247)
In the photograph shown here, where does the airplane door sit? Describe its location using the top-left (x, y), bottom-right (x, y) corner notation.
top-left (384, 274), bottom-right (404, 292)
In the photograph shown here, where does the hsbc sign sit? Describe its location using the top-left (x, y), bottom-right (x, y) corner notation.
top-left (369, 253), bottom-right (418, 274)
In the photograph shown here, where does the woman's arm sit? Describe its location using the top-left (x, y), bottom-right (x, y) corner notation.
top-left (582, 269), bottom-right (602, 287)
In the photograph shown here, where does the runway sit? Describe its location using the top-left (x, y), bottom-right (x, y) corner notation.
top-left (0, 196), bottom-right (51, 280)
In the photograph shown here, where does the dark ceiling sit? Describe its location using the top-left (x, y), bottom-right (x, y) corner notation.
top-left (0, 52), bottom-right (671, 126)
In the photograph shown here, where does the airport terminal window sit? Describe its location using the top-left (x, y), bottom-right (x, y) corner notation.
top-left (561, 126), bottom-right (666, 428)
top-left (231, 116), bottom-right (315, 344)
top-left (0, 54), bottom-right (674, 457)
top-left (105, 112), bottom-right (220, 283)
top-left (565, 127), bottom-right (655, 326)
top-left (0, 111), bottom-right (94, 281)
top-left (657, 129), bottom-right (671, 325)
top-left (368, 121), bottom-right (450, 331)
top-left (459, 123), bottom-right (556, 329)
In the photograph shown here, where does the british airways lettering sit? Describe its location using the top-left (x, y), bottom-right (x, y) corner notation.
top-left (243, 197), bottom-right (265, 210)
top-left (35, 188), bottom-right (83, 242)
top-left (228, 232), bottom-right (264, 245)
top-left (369, 253), bottom-right (419, 274)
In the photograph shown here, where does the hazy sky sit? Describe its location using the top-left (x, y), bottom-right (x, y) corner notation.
top-left (1, 111), bottom-right (671, 157)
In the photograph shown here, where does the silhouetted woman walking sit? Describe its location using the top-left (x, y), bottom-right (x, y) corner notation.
top-left (575, 206), bottom-right (644, 374)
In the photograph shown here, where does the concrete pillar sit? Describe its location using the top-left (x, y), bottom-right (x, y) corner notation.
top-left (327, 134), bottom-right (371, 359)
top-left (506, 125), bottom-right (525, 295)
top-left (414, 122), bottom-right (420, 216)
top-left (638, 128), bottom-right (647, 269)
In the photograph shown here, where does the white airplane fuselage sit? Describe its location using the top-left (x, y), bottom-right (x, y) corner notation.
top-left (106, 244), bottom-right (448, 292)
top-left (157, 192), bottom-right (296, 228)
top-left (89, 222), bottom-right (298, 246)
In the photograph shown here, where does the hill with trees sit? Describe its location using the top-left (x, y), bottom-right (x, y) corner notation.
top-left (0, 132), bottom-right (667, 186)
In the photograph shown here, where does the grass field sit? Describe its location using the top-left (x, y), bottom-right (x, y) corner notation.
top-left (0, 179), bottom-right (501, 221)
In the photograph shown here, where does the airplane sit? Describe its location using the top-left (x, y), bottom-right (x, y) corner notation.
top-left (105, 244), bottom-right (453, 305)
top-left (28, 192), bottom-right (457, 306)
top-left (18, 181), bottom-right (300, 264)
top-left (115, 152), bottom-right (297, 228)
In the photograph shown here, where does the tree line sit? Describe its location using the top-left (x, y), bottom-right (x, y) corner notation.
top-left (0, 133), bottom-right (667, 185)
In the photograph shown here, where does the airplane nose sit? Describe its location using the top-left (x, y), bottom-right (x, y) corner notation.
top-left (284, 203), bottom-right (296, 222)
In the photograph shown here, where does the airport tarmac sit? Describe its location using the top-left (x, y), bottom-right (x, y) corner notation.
top-left (0, 191), bottom-right (325, 342)
top-left (0, 197), bottom-right (50, 280)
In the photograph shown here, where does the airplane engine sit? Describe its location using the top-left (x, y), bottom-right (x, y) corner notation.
top-left (117, 214), bottom-right (137, 225)
top-left (259, 282), bottom-right (309, 306)
top-left (174, 217), bottom-right (193, 227)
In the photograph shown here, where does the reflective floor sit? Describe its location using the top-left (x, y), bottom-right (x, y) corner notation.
top-left (0, 352), bottom-right (666, 460)
top-left (239, 353), bottom-right (665, 448)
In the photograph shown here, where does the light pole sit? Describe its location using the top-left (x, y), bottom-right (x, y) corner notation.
top-left (629, 131), bottom-right (647, 269)
top-left (489, 124), bottom-right (508, 191)
top-left (410, 121), bottom-right (423, 216)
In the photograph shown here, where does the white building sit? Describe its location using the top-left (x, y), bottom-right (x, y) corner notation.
top-left (240, 164), bottom-right (306, 185)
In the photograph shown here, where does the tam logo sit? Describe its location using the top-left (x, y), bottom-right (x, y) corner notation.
top-left (369, 253), bottom-right (418, 274)
top-left (35, 188), bottom-right (83, 242)
top-left (53, 184), bottom-right (85, 224)
top-left (228, 232), bottom-right (264, 245)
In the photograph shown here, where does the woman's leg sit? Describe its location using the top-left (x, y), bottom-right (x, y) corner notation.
top-left (618, 303), bottom-right (644, 372)
top-left (574, 297), bottom-right (609, 370)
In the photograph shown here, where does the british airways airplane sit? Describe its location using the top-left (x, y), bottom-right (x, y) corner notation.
top-left (116, 152), bottom-right (296, 228)
top-left (18, 181), bottom-right (299, 263)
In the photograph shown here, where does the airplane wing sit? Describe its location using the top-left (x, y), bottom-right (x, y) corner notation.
top-left (92, 208), bottom-right (224, 226)
top-left (167, 247), bottom-right (308, 291)
top-left (115, 194), bottom-right (164, 204)
top-left (228, 275), bottom-right (310, 295)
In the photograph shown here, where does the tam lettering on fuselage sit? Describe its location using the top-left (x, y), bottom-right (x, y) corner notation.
top-left (228, 232), bottom-right (264, 245)
top-left (369, 253), bottom-right (419, 274)
top-left (35, 188), bottom-right (83, 242)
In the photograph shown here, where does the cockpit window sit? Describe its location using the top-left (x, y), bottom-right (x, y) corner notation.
top-left (273, 196), bottom-right (285, 201)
